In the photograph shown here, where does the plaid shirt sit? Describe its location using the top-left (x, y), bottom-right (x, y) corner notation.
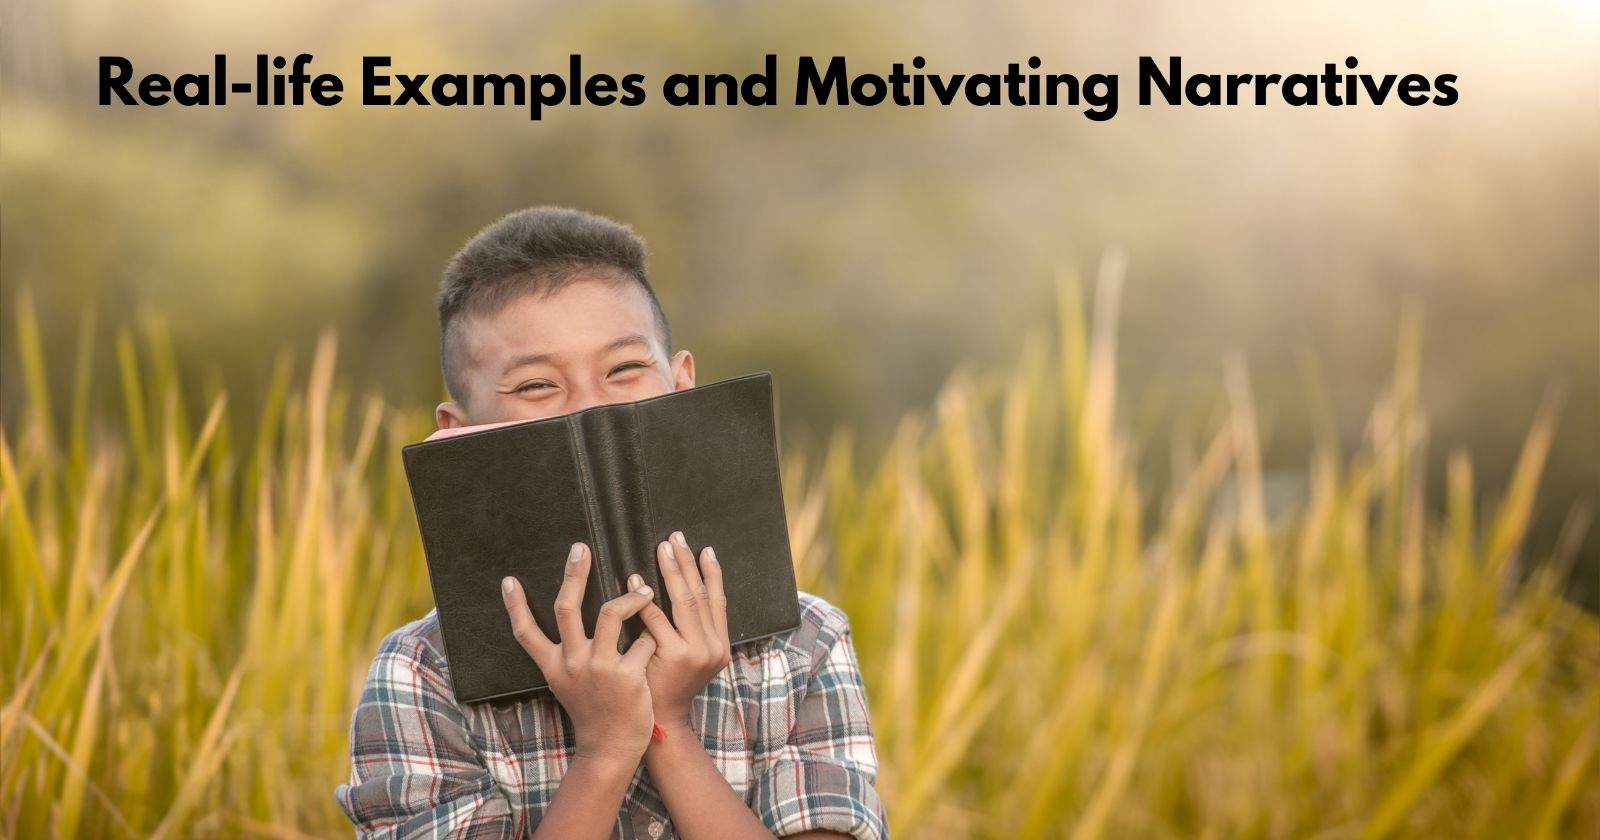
top-left (336, 591), bottom-right (887, 839)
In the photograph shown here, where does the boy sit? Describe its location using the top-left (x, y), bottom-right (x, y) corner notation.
top-left (335, 206), bottom-right (887, 840)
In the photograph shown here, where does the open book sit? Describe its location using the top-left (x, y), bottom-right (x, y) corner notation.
top-left (401, 371), bottom-right (801, 704)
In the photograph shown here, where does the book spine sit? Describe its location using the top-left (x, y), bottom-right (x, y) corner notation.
top-left (566, 416), bottom-right (617, 610)
top-left (575, 405), bottom-right (655, 649)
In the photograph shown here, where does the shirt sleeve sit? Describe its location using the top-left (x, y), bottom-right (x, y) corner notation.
top-left (335, 627), bottom-right (522, 839)
top-left (751, 600), bottom-right (889, 840)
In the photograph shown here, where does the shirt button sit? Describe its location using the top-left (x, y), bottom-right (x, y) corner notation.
top-left (647, 819), bottom-right (665, 838)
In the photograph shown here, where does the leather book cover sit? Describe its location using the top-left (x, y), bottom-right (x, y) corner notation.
top-left (400, 371), bottom-right (801, 705)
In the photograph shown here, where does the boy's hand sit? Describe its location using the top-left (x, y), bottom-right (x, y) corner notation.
top-left (501, 542), bottom-right (658, 766)
top-left (632, 530), bottom-right (733, 734)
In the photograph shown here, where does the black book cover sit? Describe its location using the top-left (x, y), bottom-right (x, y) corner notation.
top-left (401, 371), bottom-right (802, 704)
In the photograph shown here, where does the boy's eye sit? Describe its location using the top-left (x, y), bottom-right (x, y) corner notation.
top-left (512, 363), bottom-right (643, 394)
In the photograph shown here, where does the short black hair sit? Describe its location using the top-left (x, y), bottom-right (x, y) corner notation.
top-left (437, 206), bottom-right (671, 404)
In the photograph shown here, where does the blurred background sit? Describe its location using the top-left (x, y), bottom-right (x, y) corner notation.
top-left (5, 0), bottom-right (1595, 603)
top-left (4, 0), bottom-right (1599, 836)
top-left (5, 0), bottom-right (1597, 598)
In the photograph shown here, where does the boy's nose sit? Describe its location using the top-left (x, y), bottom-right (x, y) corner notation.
top-left (566, 383), bottom-right (613, 414)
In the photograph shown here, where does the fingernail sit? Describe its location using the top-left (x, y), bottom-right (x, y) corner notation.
top-left (659, 540), bottom-right (673, 559)
top-left (672, 531), bottom-right (688, 549)
top-left (705, 546), bottom-right (718, 564)
top-left (568, 543), bottom-right (583, 564)
top-left (636, 584), bottom-right (652, 595)
top-left (502, 576), bottom-right (515, 594)
top-left (629, 573), bottom-right (643, 589)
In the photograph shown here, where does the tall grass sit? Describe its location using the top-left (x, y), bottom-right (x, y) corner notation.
top-left (3, 270), bottom-right (1597, 838)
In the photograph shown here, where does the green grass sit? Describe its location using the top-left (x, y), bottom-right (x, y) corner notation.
top-left (3, 272), bottom-right (1597, 838)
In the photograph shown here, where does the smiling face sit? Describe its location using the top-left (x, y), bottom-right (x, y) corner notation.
top-left (436, 273), bottom-right (695, 428)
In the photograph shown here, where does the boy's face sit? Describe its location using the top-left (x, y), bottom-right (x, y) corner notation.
top-left (436, 274), bottom-right (694, 429)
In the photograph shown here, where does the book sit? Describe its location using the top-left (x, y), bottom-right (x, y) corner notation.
top-left (400, 371), bottom-right (802, 705)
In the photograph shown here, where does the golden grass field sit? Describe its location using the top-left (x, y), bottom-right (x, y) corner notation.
top-left (3, 273), bottom-right (1597, 837)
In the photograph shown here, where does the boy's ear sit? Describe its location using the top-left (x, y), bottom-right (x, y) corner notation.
top-left (436, 400), bottom-right (471, 430)
top-left (670, 350), bottom-right (695, 391)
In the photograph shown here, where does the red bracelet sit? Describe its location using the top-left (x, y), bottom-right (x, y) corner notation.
top-left (651, 723), bottom-right (668, 743)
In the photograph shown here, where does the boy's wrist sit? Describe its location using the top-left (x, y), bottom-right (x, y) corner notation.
top-left (655, 716), bottom-right (694, 735)
top-left (654, 706), bottom-right (693, 726)
top-left (570, 747), bottom-right (644, 780)
top-left (643, 717), bottom-right (697, 758)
